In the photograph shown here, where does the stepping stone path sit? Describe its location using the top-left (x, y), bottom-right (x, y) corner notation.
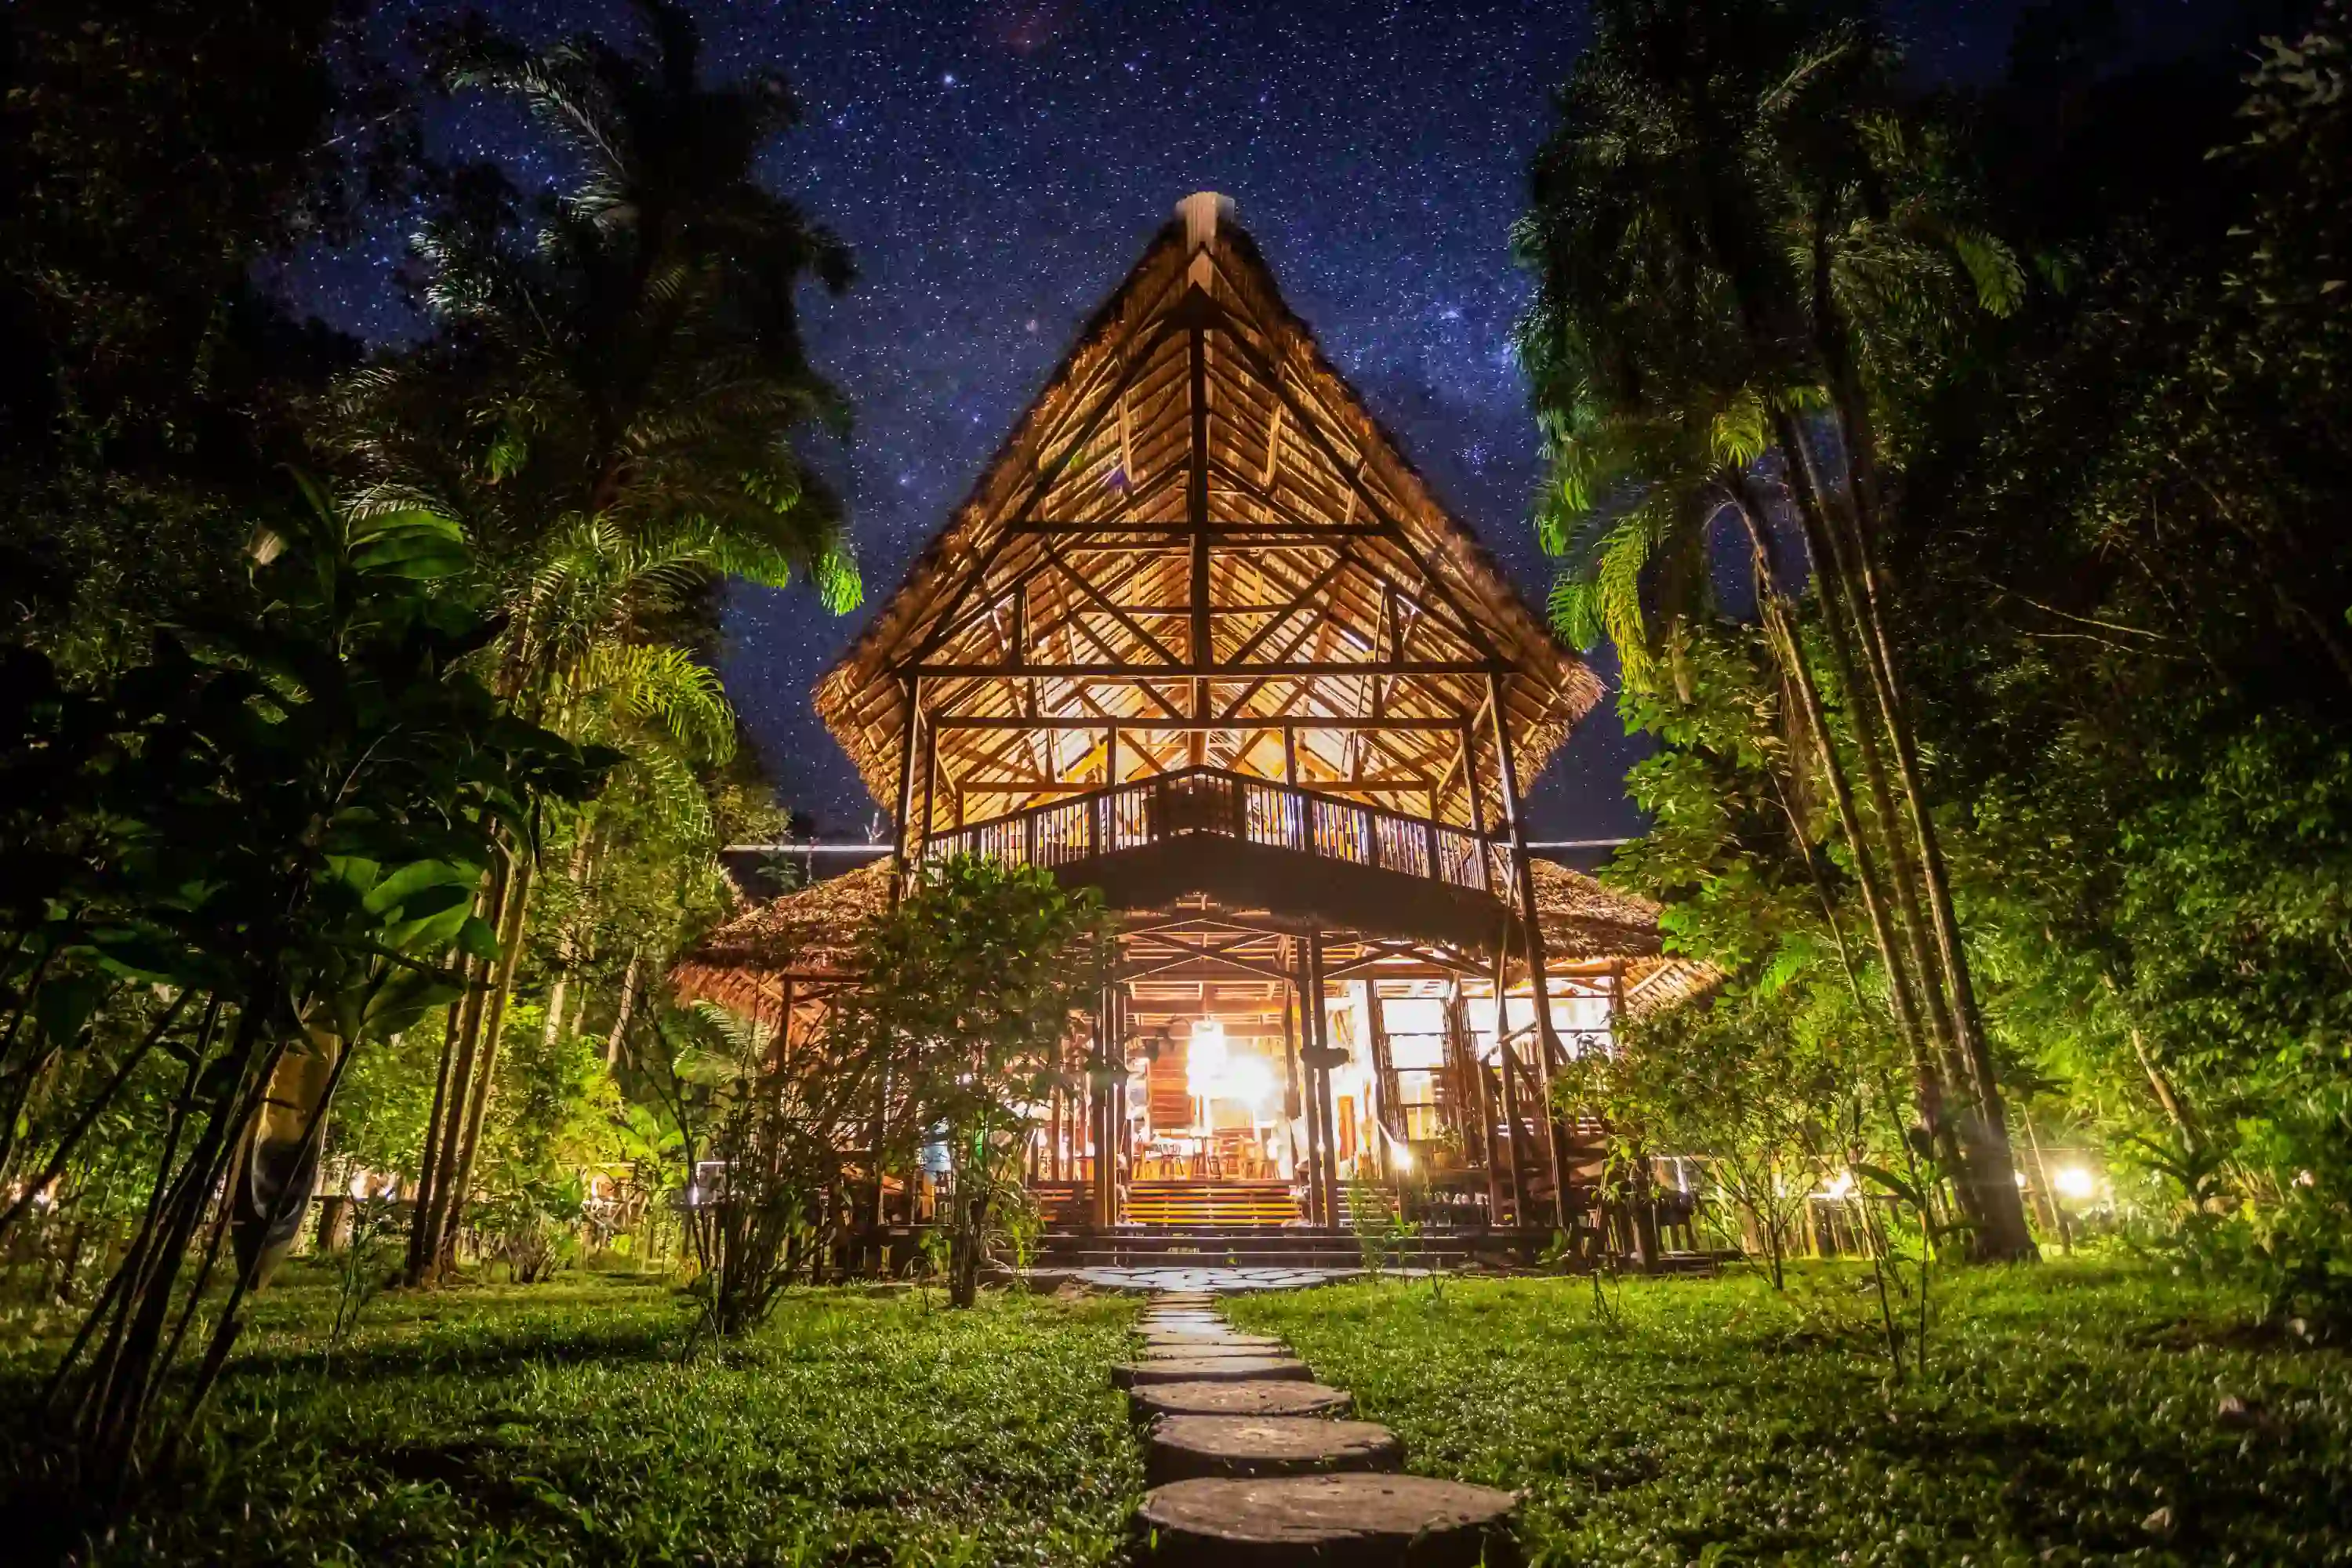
top-left (1120, 1291), bottom-right (1519, 1566)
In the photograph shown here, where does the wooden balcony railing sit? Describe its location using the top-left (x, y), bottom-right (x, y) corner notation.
top-left (921, 766), bottom-right (1518, 906)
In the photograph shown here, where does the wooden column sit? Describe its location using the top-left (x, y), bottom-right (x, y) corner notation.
top-left (1092, 988), bottom-right (1113, 1228)
top-left (1280, 973), bottom-right (1305, 1176)
top-left (1305, 933), bottom-right (1341, 1230)
top-left (1490, 940), bottom-right (1532, 1228)
top-left (1486, 673), bottom-right (1570, 1230)
top-left (889, 676), bottom-right (924, 905)
top-left (918, 706), bottom-right (938, 863)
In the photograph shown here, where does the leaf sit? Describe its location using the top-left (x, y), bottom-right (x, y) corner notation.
top-left (34, 971), bottom-right (114, 1047)
top-left (1853, 1162), bottom-right (1922, 1207)
top-left (360, 859), bottom-right (477, 919)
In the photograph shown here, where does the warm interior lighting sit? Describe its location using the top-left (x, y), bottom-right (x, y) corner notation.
top-left (1185, 1018), bottom-right (1227, 1096)
top-left (2054, 1165), bottom-right (2097, 1202)
top-left (1222, 1054), bottom-right (1273, 1109)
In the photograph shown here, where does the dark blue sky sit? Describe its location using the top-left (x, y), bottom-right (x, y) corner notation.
top-left (294, 0), bottom-right (2233, 840)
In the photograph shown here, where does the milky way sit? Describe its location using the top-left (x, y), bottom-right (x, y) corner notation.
top-left (291, 0), bottom-right (2123, 841)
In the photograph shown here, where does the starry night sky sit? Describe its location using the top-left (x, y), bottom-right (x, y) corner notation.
top-left (292, 0), bottom-right (2215, 842)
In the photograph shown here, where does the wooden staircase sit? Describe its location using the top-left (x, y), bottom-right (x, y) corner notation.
top-left (1123, 1179), bottom-right (1301, 1227)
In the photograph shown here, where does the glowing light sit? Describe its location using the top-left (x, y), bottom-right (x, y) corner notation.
top-left (1391, 1145), bottom-right (1414, 1171)
top-left (1221, 1054), bottom-right (1273, 1108)
top-left (1820, 1171), bottom-right (1856, 1200)
top-left (1185, 1018), bottom-right (1228, 1096)
top-left (2054, 1166), bottom-right (2097, 1202)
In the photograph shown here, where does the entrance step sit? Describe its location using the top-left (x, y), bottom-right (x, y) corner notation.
top-left (1145, 1415), bottom-right (1403, 1486)
top-left (1123, 1181), bottom-right (1301, 1227)
top-left (1138, 1473), bottom-right (1519, 1566)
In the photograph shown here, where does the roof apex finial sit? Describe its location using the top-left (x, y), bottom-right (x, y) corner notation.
top-left (1176, 191), bottom-right (1236, 252)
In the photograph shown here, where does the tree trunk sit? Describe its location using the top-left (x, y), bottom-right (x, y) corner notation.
top-left (604, 944), bottom-right (642, 1066)
top-left (408, 863), bottom-right (508, 1285)
top-left (434, 851), bottom-right (537, 1276)
top-left (1731, 491), bottom-right (1955, 1153)
top-left (541, 823), bottom-right (600, 1049)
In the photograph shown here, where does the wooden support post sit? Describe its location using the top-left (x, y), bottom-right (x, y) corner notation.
top-left (1091, 989), bottom-right (1108, 1228)
top-left (1290, 942), bottom-right (1323, 1225)
top-left (1490, 941), bottom-right (1532, 1229)
top-left (1281, 971), bottom-right (1305, 1177)
top-left (1305, 933), bottom-right (1342, 1231)
top-left (1486, 673), bottom-right (1571, 1231)
top-left (1458, 991), bottom-right (1507, 1225)
top-left (918, 703), bottom-right (938, 866)
top-left (890, 675), bottom-right (924, 906)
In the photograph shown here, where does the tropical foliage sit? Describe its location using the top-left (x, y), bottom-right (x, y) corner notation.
top-left (823, 858), bottom-right (1113, 1307)
top-left (1526, 0), bottom-right (2352, 1312)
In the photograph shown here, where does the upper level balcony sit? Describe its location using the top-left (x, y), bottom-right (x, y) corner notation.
top-left (920, 765), bottom-right (1521, 950)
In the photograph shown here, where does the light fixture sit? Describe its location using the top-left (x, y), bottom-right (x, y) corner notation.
top-left (1820, 1171), bottom-right (1855, 1200)
top-left (1391, 1144), bottom-right (1414, 1171)
top-left (2054, 1166), bottom-right (2097, 1202)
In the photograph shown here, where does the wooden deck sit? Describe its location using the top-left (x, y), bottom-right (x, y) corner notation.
top-left (924, 766), bottom-right (1516, 944)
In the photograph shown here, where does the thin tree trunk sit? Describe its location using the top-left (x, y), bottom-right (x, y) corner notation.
top-left (1731, 491), bottom-right (1951, 1142)
top-left (409, 860), bottom-right (510, 1285)
top-left (1807, 262), bottom-right (2034, 1261)
top-left (542, 823), bottom-right (600, 1048)
top-left (604, 944), bottom-right (642, 1066)
top-left (1769, 426), bottom-right (2013, 1245)
top-left (437, 851), bottom-right (537, 1276)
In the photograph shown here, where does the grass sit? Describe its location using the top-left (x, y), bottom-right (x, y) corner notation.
top-left (1228, 1259), bottom-right (2352, 1565)
top-left (2, 1272), bottom-right (1142, 1566)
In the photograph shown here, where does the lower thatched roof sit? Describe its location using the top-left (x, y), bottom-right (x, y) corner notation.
top-left (671, 854), bottom-right (1715, 1022)
top-left (1528, 859), bottom-right (1720, 1014)
top-left (667, 859), bottom-right (893, 1016)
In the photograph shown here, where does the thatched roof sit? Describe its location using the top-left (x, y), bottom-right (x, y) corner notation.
top-left (812, 194), bottom-right (1600, 830)
top-left (1529, 858), bottom-right (1719, 1014)
top-left (671, 855), bottom-right (1713, 1022)
top-left (667, 860), bottom-right (892, 1016)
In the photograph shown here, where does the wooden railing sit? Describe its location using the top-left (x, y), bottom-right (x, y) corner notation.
top-left (922, 766), bottom-right (1517, 905)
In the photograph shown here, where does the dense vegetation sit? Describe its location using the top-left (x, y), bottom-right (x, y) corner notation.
top-left (1234, 1269), bottom-right (2352, 1563)
top-left (1524, 0), bottom-right (2352, 1321)
top-left (4, 0), bottom-right (2349, 1556)
top-left (2, 1276), bottom-right (1142, 1566)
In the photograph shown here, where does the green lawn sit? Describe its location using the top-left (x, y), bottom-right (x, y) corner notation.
top-left (1228, 1261), bottom-right (2352, 1565)
top-left (9, 1261), bottom-right (2347, 1565)
top-left (4, 1274), bottom-right (1142, 1566)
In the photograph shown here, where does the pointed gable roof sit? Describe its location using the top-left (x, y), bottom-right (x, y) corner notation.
top-left (816, 194), bottom-right (1601, 828)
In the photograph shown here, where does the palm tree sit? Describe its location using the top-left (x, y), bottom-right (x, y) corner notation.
top-left (318, 1), bottom-right (862, 1282)
top-left (1515, 0), bottom-right (2036, 1259)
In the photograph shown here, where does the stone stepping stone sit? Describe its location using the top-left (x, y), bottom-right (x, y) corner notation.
top-left (1143, 1342), bottom-right (1288, 1362)
top-left (1137, 1473), bottom-right (1519, 1566)
top-left (1141, 1334), bottom-right (1287, 1353)
top-left (1114, 1356), bottom-right (1310, 1388)
top-left (1128, 1379), bottom-right (1353, 1421)
top-left (1145, 1415), bottom-right (1404, 1486)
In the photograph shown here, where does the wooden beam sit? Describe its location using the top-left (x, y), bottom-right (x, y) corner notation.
top-left (906, 659), bottom-right (1508, 679)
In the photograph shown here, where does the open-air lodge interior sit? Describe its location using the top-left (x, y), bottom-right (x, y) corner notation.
top-left (673, 194), bottom-right (1711, 1262)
